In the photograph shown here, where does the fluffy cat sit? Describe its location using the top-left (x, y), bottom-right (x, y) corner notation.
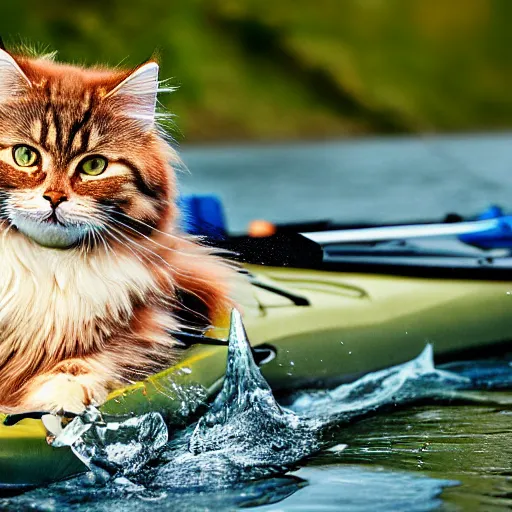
top-left (0, 47), bottom-right (235, 414)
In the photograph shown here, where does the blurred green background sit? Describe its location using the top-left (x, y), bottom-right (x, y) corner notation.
top-left (1, 0), bottom-right (510, 143)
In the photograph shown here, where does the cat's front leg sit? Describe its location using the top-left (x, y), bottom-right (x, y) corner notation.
top-left (22, 360), bottom-right (111, 414)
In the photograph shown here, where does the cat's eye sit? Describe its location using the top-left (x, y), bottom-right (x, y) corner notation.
top-left (12, 145), bottom-right (39, 167)
top-left (80, 156), bottom-right (108, 176)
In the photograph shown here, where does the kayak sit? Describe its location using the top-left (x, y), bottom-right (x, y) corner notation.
top-left (2, 202), bottom-right (512, 488)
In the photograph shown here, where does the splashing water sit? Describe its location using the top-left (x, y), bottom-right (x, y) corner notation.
top-left (1, 311), bottom-right (510, 510)
top-left (289, 344), bottom-right (470, 420)
top-left (153, 311), bottom-right (318, 489)
top-left (50, 407), bottom-right (168, 479)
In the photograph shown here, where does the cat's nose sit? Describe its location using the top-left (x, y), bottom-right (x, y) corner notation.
top-left (43, 191), bottom-right (68, 208)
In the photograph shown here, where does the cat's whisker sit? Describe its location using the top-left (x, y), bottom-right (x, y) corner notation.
top-left (95, 227), bottom-right (113, 257)
top-left (88, 226), bottom-right (100, 255)
top-left (92, 211), bottom-right (174, 255)
top-left (108, 216), bottom-right (220, 262)
top-left (82, 229), bottom-right (91, 255)
top-left (107, 221), bottom-right (219, 287)
top-left (102, 225), bottom-right (216, 321)
top-left (110, 218), bottom-right (184, 254)
top-left (103, 226), bottom-right (209, 316)
top-left (102, 227), bottom-right (176, 310)
top-left (105, 224), bottom-right (179, 284)
top-left (106, 210), bottom-right (235, 261)
top-left (101, 226), bottom-right (151, 269)
top-left (105, 207), bottom-right (200, 244)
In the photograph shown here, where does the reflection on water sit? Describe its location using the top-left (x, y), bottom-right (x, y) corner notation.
top-left (255, 467), bottom-right (456, 512)
top-left (326, 403), bottom-right (512, 511)
top-left (2, 311), bottom-right (512, 511)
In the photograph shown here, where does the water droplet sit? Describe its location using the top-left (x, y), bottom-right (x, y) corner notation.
top-left (326, 443), bottom-right (348, 453)
top-left (348, 351), bottom-right (352, 355)
top-left (290, 361), bottom-right (295, 366)
top-left (507, 291), bottom-right (511, 295)
top-left (181, 367), bottom-right (192, 374)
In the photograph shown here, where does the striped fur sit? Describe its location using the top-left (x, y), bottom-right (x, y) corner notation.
top-left (0, 48), bottom-right (236, 413)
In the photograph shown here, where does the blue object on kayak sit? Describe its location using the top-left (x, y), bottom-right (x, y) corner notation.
top-left (459, 205), bottom-right (512, 249)
top-left (476, 205), bottom-right (504, 220)
top-left (179, 194), bottom-right (227, 239)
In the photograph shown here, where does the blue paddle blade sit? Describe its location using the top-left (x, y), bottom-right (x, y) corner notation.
top-left (459, 205), bottom-right (512, 249)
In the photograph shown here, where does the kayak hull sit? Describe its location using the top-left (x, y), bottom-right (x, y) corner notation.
top-left (245, 266), bottom-right (512, 389)
top-left (1, 264), bottom-right (511, 487)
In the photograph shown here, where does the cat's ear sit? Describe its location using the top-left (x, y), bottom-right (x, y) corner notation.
top-left (0, 48), bottom-right (32, 101)
top-left (104, 62), bottom-right (159, 130)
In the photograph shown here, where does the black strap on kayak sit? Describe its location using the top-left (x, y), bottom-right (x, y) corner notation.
top-left (250, 281), bottom-right (310, 306)
top-left (170, 330), bottom-right (276, 366)
top-left (3, 410), bottom-right (76, 426)
top-left (170, 330), bottom-right (229, 347)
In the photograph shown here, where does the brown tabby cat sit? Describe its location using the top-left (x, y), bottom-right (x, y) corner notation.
top-left (0, 47), bottom-right (235, 414)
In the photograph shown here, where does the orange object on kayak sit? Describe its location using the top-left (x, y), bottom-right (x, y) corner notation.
top-left (248, 220), bottom-right (277, 238)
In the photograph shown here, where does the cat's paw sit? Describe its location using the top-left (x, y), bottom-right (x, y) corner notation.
top-left (25, 372), bottom-right (108, 415)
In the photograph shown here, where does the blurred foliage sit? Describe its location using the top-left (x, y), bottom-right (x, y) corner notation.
top-left (0, 0), bottom-right (511, 142)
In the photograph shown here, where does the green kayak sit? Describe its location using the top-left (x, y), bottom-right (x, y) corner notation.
top-left (1, 258), bottom-right (512, 488)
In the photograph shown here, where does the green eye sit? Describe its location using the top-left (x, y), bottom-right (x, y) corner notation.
top-left (13, 145), bottom-right (39, 167)
top-left (80, 156), bottom-right (108, 176)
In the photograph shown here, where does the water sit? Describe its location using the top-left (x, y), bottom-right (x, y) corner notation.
top-left (2, 310), bottom-right (512, 511)
top-left (179, 133), bottom-right (512, 233)
top-left (334, 404), bottom-right (512, 511)
top-left (2, 134), bottom-right (512, 510)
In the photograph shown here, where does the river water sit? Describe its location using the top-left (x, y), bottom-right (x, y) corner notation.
top-left (179, 133), bottom-right (512, 232)
top-left (2, 134), bottom-right (512, 511)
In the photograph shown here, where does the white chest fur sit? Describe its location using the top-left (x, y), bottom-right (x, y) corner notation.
top-left (0, 231), bottom-right (158, 360)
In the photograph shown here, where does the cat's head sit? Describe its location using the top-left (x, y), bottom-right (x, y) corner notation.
top-left (0, 47), bottom-right (177, 249)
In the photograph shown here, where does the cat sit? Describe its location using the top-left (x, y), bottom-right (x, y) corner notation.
top-left (0, 46), bottom-right (236, 414)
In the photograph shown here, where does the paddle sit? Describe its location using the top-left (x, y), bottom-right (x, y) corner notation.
top-left (301, 216), bottom-right (512, 248)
